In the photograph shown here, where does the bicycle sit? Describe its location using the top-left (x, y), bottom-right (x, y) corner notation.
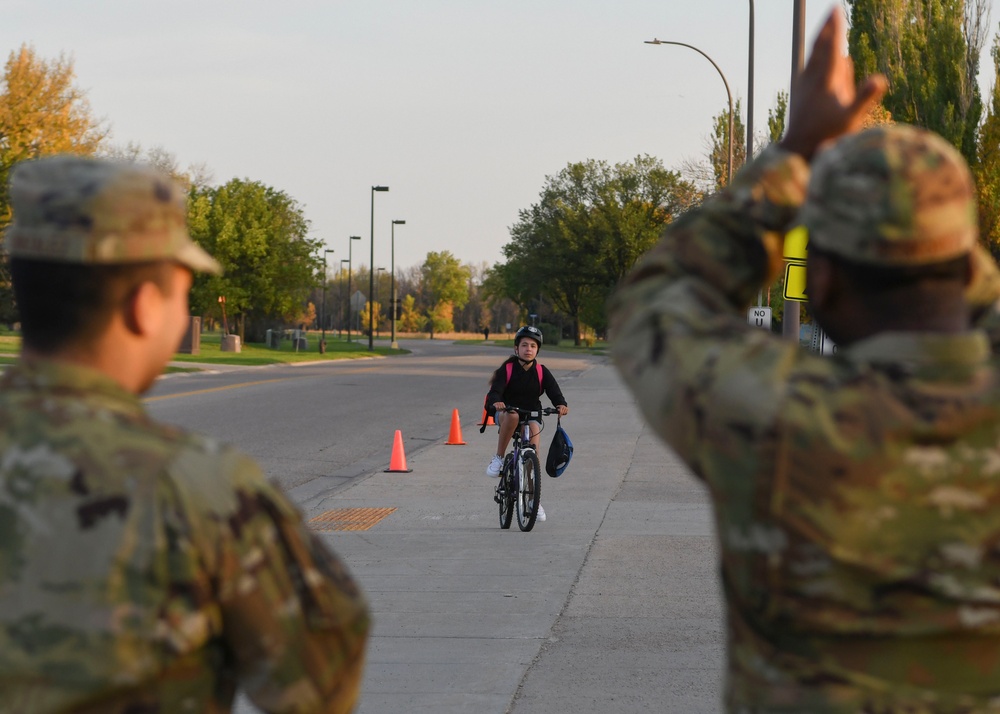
top-left (493, 406), bottom-right (558, 531)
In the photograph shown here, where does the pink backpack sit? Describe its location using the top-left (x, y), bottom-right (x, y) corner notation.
top-left (479, 362), bottom-right (543, 432)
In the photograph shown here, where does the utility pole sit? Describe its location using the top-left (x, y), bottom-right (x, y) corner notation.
top-left (783, 0), bottom-right (805, 343)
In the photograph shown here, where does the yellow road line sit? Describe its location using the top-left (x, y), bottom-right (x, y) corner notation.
top-left (144, 377), bottom-right (298, 403)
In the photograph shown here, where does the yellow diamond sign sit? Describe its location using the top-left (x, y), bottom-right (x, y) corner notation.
top-left (783, 263), bottom-right (808, 302)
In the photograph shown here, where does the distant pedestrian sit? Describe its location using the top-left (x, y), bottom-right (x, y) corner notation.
top-left (0, 156), bottom-right (370, 713)
top-left (612, 8), bottom-right (1000, 712)
top-left (484, 326), bottom-right (490, 341)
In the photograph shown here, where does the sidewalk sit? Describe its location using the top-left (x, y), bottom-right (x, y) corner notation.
top-left (248, 362), bottom-right (725, 713)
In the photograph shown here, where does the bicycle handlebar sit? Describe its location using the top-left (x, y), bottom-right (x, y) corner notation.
top-left (501, 406), bottom-right (560, 418)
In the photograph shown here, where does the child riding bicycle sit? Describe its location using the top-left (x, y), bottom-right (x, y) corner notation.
top-left (485, 325), bottom-right (569, 521)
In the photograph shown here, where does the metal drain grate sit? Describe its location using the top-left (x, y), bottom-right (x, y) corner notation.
top-left (308, 507), bottom-right (397, 531)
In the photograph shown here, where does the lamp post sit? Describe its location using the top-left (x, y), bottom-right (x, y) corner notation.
top-left (370, 186), bottom-right (389, 350)
top-left (320, 248), bottom-right (335, 353)
top-left (645, 38), bottom-right (733, 185)
top-left (347, 235), bottom-right (361, 343)
top-left (339, 259), bottom-right (349, 338)
top-left (748, 0), bottom-right (764, 307)
top-left (783, 0), bottom-right (806, 343)
top-left (747, 0), bottom-right (754, 165)
top-left (390, 219), bottom-right (405, 349)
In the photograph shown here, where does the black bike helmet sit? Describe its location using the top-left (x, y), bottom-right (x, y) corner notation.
top-left (514, 325), bottom-right (543, 347)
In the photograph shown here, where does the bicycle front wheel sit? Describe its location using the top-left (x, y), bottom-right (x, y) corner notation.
top-left (516, 449), bottom-right (541, 531)
top-left (499, 454), bottom-right (514, 529)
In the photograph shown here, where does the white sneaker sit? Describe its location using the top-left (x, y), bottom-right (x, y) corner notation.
top-left (536, 505), bottom-right (546, 522)
top-left (486, 455), bottom-right (503, 477)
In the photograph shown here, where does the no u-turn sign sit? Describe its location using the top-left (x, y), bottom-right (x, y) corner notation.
top-left (748, 306), bottom-right (772, 330)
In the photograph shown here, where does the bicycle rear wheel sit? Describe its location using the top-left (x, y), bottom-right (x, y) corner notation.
top-left (498, 454), bottom-right (514, 529)
top-left (516, 449), bottom-right (541, 531)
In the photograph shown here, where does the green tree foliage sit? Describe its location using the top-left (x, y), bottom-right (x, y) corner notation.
top-left (420, 251), bottom-right (470, 333)
top-left (767, 91), bottom-right (788, 144)
top-left (453, 261), bottom-right (491, 333)
top-left (496, 155), bottom-right (699, 342)
top-left (0, 45), bottom-right (105, 323)
top-left (0, 45), bottom-right (104, 224)
top-left (427, 301), bottom-right (454, 338)
top-left (399, 294), bottom-right (424, 332)
top-left (977, 30), bottom-right (1000, 256)
top-left (710, 98), bottom-right (747, 189)
top-left (187, 178), bottom-right (320, 342)
top-left (421, 251), bottom-right (470, 307)
top-left (361, 300), bottom-right (382, 336)
top-left (846, 0), bottom-right (987, 162)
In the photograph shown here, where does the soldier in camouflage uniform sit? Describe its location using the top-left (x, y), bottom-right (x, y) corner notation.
top-left (611, 8), bottom-right (1000, 713)
top-left (0, 156), bottom-right (369, 713)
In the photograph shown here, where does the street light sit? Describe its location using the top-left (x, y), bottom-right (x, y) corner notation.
top-left (320, 248), bottom-right (335, 353)
top-left (747, 0), bottom-right (755, 165)
top-left (748, 0), bottom-right (761, 307)
top-left (339, 259), bottom-right (349, 338)
top-left (783, 0), bottom-right (806, 343)
top-left (370, 185), bottom-right (389, 351)
top-left (390, 219), bottom-right (405, 349)
top-left (645, 38), bottom-right (733, 185)
top-left (347, 235), bottom-right (361, 343)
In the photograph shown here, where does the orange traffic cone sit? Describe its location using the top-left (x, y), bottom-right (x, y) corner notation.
top-left (447, 409), bottom-right (466, 445)
top-left (479, 408), bottom-right (495, 427)
top-left (384, 430), bottom-right (412, 473)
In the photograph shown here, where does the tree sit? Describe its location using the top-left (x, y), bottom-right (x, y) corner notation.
top-left (361, 300), bottom-right (382, 337)
top-left (399, 294), bottom-right (424, 332)
top-left (454, 260), bottom-right (492, 333)
top-left (427, 301), bottom-right (454, 338)
top-left (0, 45), bottom-right (105, 222)
top-left (187, 178), bottom-right (320, 342)
top-left (0, 45), bottom-right (105, 323)
top-left (421, 251), bottom-right (471, 308)
top-left (480, 266), bottom-right (520, 334)
top-left (290, 301), bottom-right (316, 330)
top-left (977, 29), bottom-right (1000, 256)
top-left (847, 0), bottom-right (986, 162)
top-left (101, 142), bottom-right (213, 191)
top-left (710, 98), bottom-right (748, 189)
top-left (496, 155), bottom-right (698, 342)
top-left (767, 91), bottom-right (788, 144)
top-left (680, 99), bottom-right (747, 192)
top-left (420, 251), bottom-right (470, 335)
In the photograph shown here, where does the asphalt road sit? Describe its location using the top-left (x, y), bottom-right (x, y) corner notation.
top-left (148, 339), bottom-right (593, 493)
top-left (147, 339), bottom-right (725, 713)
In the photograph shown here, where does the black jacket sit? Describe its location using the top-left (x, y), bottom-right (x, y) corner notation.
top-left (486, 356), bottom-right (567, 414)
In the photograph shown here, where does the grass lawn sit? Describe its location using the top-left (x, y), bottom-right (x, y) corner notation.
top-left (0, 336), bottom-right (19, 361)
top-left (0, 331), bottom-right (408, 368)
top-left (171, 331), bottom-right (406, 366)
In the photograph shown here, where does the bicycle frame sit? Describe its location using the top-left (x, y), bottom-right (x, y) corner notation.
top-left (510, 418), bottom-right (534, 463)
top-left (494, 407), bottom-right (556, 532)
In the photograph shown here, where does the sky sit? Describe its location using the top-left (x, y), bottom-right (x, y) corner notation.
top-left (4, 1), bottom-right (1000, 274)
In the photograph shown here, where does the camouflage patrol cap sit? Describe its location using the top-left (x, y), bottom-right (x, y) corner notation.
top-left (5, 155), bottom-right (222, 274)
top-left (799, 125), bottom-right (977, 266)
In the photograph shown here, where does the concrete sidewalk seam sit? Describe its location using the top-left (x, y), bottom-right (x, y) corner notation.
top-left (506, 426), bottom-right (645, 714)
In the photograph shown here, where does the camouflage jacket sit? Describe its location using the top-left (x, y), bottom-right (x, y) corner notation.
top-left (610, 146), bottom-right (1000, 712)
top-left (0, 359), bottom-right (369, 713)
